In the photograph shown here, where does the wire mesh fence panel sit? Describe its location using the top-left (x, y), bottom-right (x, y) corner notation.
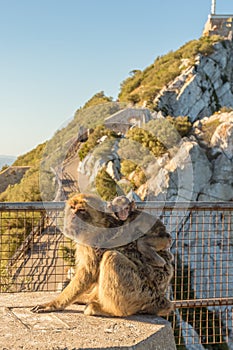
top-left (0, 203), bottom-right (75, 293)
top-left (138, 202), bottom-right (233, 347)
top-left (0, 201), bottom-right (232, 348)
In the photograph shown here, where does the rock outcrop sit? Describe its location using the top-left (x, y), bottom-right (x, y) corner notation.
top-left (77, 139), bottom-right (121, 192)
top-left (136, 112), bottom-right (233, 203)
top-left (138, 139), bottom-right (212, 202)
top-left (154, 41), bottom-right (233, 122)
top-left (79, 111), bottom-right (233, 204)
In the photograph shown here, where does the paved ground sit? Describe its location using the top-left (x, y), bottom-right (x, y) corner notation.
top-left (0, 292), bottom-right (176, 350)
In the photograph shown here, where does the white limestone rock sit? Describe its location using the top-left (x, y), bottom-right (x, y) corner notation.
top-left (154, 41), bottom-right (233, 122)
top-left (210, 122), bottom-right (233, 160)
top-left (140, 139), bottom-right (212, 202)
top-left (77, 140), bottom-right (121, 189)
top-left (212, 153), bottom-right (233, 183)
top-left (198, 183), bottom-right (233, 201)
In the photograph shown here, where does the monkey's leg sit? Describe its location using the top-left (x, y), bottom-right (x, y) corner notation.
top-left (32, 265), bottom-right (98, 313)
top-left (74, 284), bottom-right (98, 305)
top-left (84, 250), bottom-right (146, 317)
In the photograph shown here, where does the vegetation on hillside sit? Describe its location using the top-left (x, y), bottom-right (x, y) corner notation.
top-left (116, 116), bottom-right (191, 191)
top-left (0, 143), bottom-right (46, 202)
top-left (13, 143), bottom-right (46, 167)
top-left (121, 116), bottom-right (191, 158)
top-left (42, 102), bottom-right (124, 167)
top-left (95, 168), bottom-right (123, 201)
top-left (0, 166), bottom-right (42, 202)
top-left (118, 36), bottom-right (223, 108)
top-left (40, 102), bottom-right (125, 200)
top-left (0, 103), bottom-right (125, 202)
top-left (78, 125), bottom-right (120, 161)
top-left (82, 91), bottom-right (113, 109)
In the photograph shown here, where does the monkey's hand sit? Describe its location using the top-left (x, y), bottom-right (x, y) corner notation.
top-left (147, 253), bottom-right (166, 267)
top-left (31, 301), bottom-right (63, 313)
top-left (137, 241), bottom-right (166, 267)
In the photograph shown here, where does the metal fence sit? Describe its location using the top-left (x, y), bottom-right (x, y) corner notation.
top-left (0, 202), bottom-right (72, 293)
top-left (0, 201), bottom-right (232, 349)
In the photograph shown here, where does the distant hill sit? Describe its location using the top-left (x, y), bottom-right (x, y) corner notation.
top-left (0, 155), bottom-right (16, 169)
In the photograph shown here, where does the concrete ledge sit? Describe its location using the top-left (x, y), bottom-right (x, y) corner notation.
top-left (0, 292), bottom-right (176, 350)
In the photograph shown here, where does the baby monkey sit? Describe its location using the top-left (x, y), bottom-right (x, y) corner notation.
top-left (107, 195), bottom-right (172, 267)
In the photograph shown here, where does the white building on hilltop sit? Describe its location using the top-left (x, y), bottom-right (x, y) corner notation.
top-left (203, 0), bottom-right (233, 39)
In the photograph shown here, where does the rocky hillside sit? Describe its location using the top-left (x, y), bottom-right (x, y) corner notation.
top-left (75, 37), bottom-right (233, 205)
top-left (154, 40), bottom-right (233, 122)
top-left (1, 36), bottom-right (233, 203)
top-left (77, 110), bottom-right (233, 203)
top-left (118, 36), bottom-right (233, 114)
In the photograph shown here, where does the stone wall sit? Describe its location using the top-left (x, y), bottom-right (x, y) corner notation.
top-left (104, 108), bottom-right (152, 133)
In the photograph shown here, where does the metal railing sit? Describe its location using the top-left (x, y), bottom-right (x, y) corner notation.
top-left (0, 201), bottom-right (232, 348)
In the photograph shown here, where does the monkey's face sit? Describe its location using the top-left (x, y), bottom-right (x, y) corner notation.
top-left (110, 196), bottom-right (133, 221)
top-left (114, 205), bottom-right (130, 221)
top-left (67, 193), bottom-right (105, 222)
top-left (64, 194), bottom-right (115, 247)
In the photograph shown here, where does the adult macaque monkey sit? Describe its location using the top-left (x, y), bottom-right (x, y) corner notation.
top-left (32, 193), bottom-right (173, 317)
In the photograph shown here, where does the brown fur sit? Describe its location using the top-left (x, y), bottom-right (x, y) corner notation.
top-left (32, 193), bottom-right (174, 317)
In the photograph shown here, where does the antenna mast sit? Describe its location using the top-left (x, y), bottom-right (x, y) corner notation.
top-left (211, 0), bottom-right (216, 14)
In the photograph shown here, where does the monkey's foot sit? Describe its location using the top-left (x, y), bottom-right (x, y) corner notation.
top-left (84, 302), bottom-right (111, 317)
top-left (156, 301), bottom-right (174, 316)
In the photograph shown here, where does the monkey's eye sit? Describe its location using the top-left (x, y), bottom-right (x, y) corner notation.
top-left (114, 206), bottom-right (130, 212)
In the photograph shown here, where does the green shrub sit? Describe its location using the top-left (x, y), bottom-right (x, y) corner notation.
top-left (82, 91), bottom-right (113, 109)
top-left (78, 125), bottom-right (119, 161)
top-left (120, 160), bottom-right (137, 177)
top-left (95, 168), bottom-right (124, 201)
top-left (166, 116), bottom-right (192, 137)
top-left (201, 118), bottom-right (221, 144)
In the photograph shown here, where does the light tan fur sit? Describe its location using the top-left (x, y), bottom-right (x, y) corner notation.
top-left (32, 193), bottom-right (174, 317)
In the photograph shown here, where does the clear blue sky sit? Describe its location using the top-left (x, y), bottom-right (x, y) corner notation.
top-left (1, 0), bottom-right (232, 156)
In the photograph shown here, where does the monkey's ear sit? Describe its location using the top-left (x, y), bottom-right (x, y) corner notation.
top-left (67, 198), bottom-right (75, 209)
top-left (106, 202), bottom-right (114, 213)
top-left (130, 200), bottom-right (136, 212)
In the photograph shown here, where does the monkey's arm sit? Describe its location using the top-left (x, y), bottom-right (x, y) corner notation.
top-left (32, 269), bottom-right (94, 313)
top-left (32, 247), bottom-right (99, 313)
